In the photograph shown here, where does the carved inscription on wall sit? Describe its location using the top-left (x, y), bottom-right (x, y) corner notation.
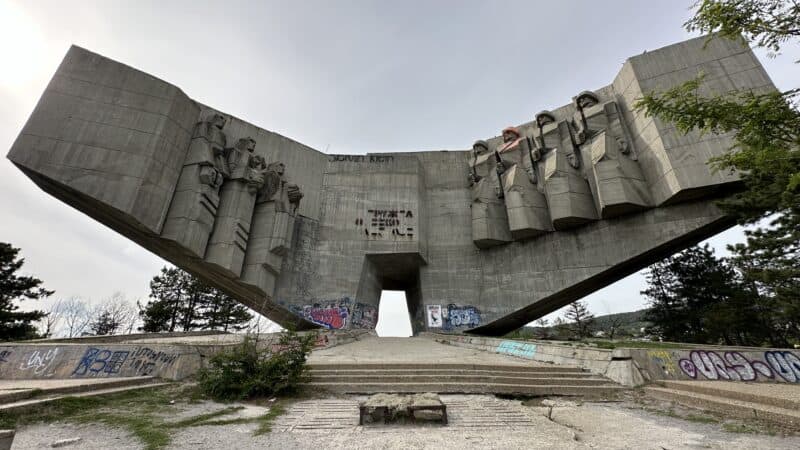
top-left (328, 155), bottom-right (394, 163)
top-left (356, 209), bottom-right (415, 239)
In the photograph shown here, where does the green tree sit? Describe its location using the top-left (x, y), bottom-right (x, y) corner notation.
top-left (636, 0), bottom-right (800, 345)
top-left (0, 242), bottom-right (51, 341)
top-left (643, 244), bottom-right (780, 345)
top-left (201, 287), bottom-right (253, 332)
top-left (140, 266), bottom-right (254, 333)
top-left (564, 300), bottom-right (595, 339)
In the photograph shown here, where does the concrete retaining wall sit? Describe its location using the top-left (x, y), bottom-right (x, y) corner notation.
top-left (424, 333), bottom-right (644, 386)
top-left (0, 330), bottom-right (369, 381)
top-left (630, 348), bottom-right (800, 384)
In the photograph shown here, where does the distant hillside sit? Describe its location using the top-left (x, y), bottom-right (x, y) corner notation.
top-left (508, 308), bottom-right (652, 340)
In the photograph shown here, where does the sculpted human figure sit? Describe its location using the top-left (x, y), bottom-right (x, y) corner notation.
top-left (533, 111), bottom-right (598, 229)
top-left (469, 139), bottom-right (511, 247)
top-left (242, 160), bottom-right (303, 296)
top-left (571, 91), bottom-right (651, 218)
top-left (161, 113), bottom-right (231, 258)
top-left (205, 137), bottom-right (266, 278)
top-left (495, 127), bottom-right (551, 239)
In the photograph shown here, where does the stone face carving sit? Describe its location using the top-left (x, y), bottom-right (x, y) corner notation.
top-left (535, 114), bottom-right (598, 230)
top-left (241, 161), bottom-right (303, 296)
top-left (469, 140), bottom-right (512, 247)
top-left (161, 114), bottom-right (229, 258)
top-left (205, 137), bottom-right (265, 278)
top-left (573, 92), bottom-right (651, 218)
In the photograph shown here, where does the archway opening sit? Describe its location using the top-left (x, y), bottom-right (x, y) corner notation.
top-left (375, 290), bottom-right (412, 337)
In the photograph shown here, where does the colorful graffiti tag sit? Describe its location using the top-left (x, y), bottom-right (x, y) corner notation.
top-left (496, 341), bottom-right (537, 359)
top-left (443, 304), bottom-right (481, 330)
top-left (288, 297), bottom-right (377, 330)
top-left (678, 350), bottom-right (800, 383)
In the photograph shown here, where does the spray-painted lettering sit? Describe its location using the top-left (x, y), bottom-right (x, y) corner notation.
top-left (19, 348), bottom-right (60, 376)
top-left (677, 350), bottom-right (800, 382)
top-left (496, 341), bottom-right (537, 358)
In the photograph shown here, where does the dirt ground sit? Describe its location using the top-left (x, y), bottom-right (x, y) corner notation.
top-left (10, 391), bottom-right (800, 450)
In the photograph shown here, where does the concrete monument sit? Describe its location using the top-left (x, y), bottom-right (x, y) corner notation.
top-left (7, 35), bottom-right (775, 335)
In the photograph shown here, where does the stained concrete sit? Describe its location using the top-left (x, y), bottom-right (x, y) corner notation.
top-left (6, 35), bottom-right (775, 335)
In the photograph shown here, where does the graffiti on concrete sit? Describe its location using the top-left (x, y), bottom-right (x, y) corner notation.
top-left (443, 304), bottom-right (481, 330)
top-left (0, 349), bottom-right (12, 363)
top-left (427, 305), bottom-right (442, 328)
top-left (72, 347), bottom-right (130, 376)
top-left (496, 341), bottom-right (537, 359)
top-left (19, 348), bottom-right (60, 376)
top-left (295, 299), bottom-right (350, 329)
top-left (677, 350), bottom-right (800, 383)
top-left (648, 350), bottom-right (679, 377)
top-left (351, 303), bottom-right (378, 329)
top-left (127, 347), bottom-right (179, 376)
top-left (289, 297), bottom-right (376, 330)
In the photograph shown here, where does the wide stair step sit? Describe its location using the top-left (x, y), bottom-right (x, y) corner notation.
top-left (645, 383), bottom-right (800, 430)
top-left (305, 363), bottom-right (623, 397)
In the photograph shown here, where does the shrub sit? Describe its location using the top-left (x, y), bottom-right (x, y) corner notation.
top-left (197, 329), bottom-right (317, 401)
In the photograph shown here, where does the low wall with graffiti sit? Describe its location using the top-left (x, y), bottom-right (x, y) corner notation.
top-left (0, 343), bottom-right (199, 380)
top-left (421, 333), bottom-right (645, 385)
top-left (0, 329), bottom-right (370, 381)
top-left (284, 297), bottom-right (378, 330)
top-left (632, 348), bottom-right (800, 384)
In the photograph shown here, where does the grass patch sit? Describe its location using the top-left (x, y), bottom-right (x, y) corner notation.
top-left (255, 402), bottom-right (286, 435)
top-left (684, 413), bottom-right (719, 424)
top-left (168, 406), bottom-right (245, 428)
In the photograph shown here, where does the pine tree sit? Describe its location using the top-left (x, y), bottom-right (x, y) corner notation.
top-left (139, 266), bottom-right (254, 333)
top-left (0, 242), bottom-right (52, 341)
top-left (563, 301), bottom-right (594, 339)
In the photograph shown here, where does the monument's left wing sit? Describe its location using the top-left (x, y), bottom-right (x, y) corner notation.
top-left (7, 46), bottom-right (316, 329)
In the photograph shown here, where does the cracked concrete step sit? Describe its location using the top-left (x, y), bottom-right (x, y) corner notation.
top-left (309, 369), bottom-right (597, 377)
top-left (645, 386), bottom-right (800, 430)
top-left (307, 363), bottom-right (584, 372)
top-left (307, 382), bottom-right (624, 397)
top-left (0, 376), bottom-right (161, 404)
top-left (309, 375), bottom-right (612, 385)
top-left (657, 381), bottom-right (800, 411)
top-left (0, 381), bottom-right (170, 413)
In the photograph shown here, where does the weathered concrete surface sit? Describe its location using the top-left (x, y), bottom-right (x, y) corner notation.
top-left (15, 394), bottom-right (800, 449)
top-left (0, 330), bottom-right (366, 381)
top-left (7, 35), bottom-right (775, 335)
top-left (630, 347), bottom-right (800, 384)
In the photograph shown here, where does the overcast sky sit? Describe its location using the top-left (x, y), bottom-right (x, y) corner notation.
top-left (1, 0), bottom-right (797, 337)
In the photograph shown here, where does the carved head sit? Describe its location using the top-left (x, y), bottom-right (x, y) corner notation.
top-left (502, 127), bottom-right (521, 143)
top-left (574, 91), bottom-right (599, 111)
top-left (249, 154), bottom-right (267, 170)
top-left (535, 111), bottom-right (556, 128)
top-left (472, 140), bottom-right (489, 157)
top-left (235, 137), bottom-right (257, 153)
top-left (210, 114), bottom-right (227, 129)
top-left (267, 161), bottom-right (286, 176)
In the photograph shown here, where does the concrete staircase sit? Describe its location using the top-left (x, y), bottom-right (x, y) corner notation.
top-left (306, 363), bottom-right (624, 398)
top-left (645, 381), bottom-right (800, 430)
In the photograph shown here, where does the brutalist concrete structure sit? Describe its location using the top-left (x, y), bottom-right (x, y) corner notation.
top-left (7, 36), bottom-right (775, 335)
